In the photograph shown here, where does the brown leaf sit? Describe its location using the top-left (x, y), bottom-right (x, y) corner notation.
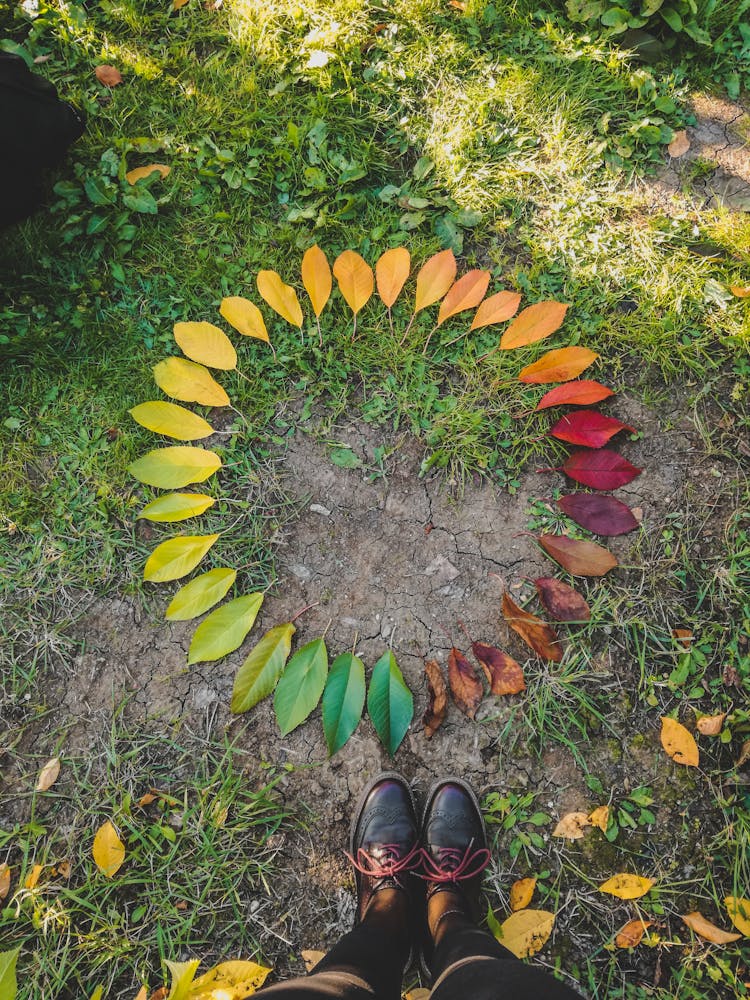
top-left (736, 739), bottom-right (750, 769)
top-left (35, 756), bottom-right (61, 792)
top-left (660, 717), bottom-right (699, 767)
top-left (510, 877), bottom-right (536, 911)
top-left (534, 577), bottom-right (591, 623)
top-left (681, 911), bottom-right (741, 944)
top-left (588, 805), bottom-right (609, 833)
top-left (148, 989), bottom-right (168, 1000)
top-left (615, 918), bottom-right (652, 948)
top-left (472, 642), bottom-right (525, 695)
top-left (538, 533), bottom-right (618, 577)
top-left (518, 346), bottom-right (599, 384)
top-left (56, 860), bottom-right (72, 879)
top-left (672, 627), bottom-right (693, 648)
top-left (95, 64), bottom-right (123, 87)
top-left (500, 301), bottom-right (568, 350)
top-left (423, 659), bottom-right (447, 737)
top-left (137, 792), bottom-right (158, 807)
top-left (696, 713), bottom-right (726, 736)
top-left (448, 648), bottom-right (483, 719)
top-left (501, 592), bottom-right (563, 662)
top-left (668, 130), bottom-right (690, 158)
top-left (301, 950), bottom-right (326, 972)
top-left (0, 863), bottom-right (10, 900)
top-left (470, 291), bottom-right (521, 331)
top-left (552, 812), bottom-right (591, 840)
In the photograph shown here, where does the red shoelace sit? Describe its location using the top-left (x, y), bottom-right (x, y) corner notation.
top-left (345, 842), bottom-right (422, 878)
top-left (418, 841), bottom-right (491, 883)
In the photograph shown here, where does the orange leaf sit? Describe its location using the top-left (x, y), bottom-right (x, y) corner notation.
top-left (518, 346), bottom-right (599, 384)
top-left (681, 911), bottom-right (741, 944)
top-left (696, 713), bottom-right (726, 736)
top-left (25, 863), bottom-right (43, 889)
top-left (510, 877), bottom-right (536, 911)
top-left (552, 812), bottom-right (590, 840)
top-left (615, 918), bottom-right (652, 948)
top-left (256, 270), bottom-right (303, 327)
top-left (125, 164), bottom-right (170, 185)
top-left (501, 592), bottom-right (562, 662)
top-left (660, 717), bottom-right (699, 768)
top-left (588, 805), bottom-right (610, 833)
top-left (423, 659), bottom-right (447, 737)
top-left (672, 627), bottom-right (693, 648)
top-left (730, 285), bottom-right (750, 297)
top-left (301, 245), bottom-right (332, 317)
top-left (472, 642), bottom-right (525, 696)
top-left (437, 270), bottom-right (490, 326)
top-left (470, 290), bottom-right (521, 330)
top-left (500, 301), bottom-right (568, 350)
top-left (538, 533), bottom-right (618, 577)
top-left (448, 648), bottom-right (483, 719)
top-left (599, 873), bottom-right (654, 899)
top-left (301, 951), bottom-right (326, 972)
top-left (0, 863), bottom-right (10, 900)
top-left (95, 64), bottom-right (123, 87)
top-left (173, 0), bottom-right (189, 8)
top-left (376, 247), bottom-right (411, 308)
top-left (414, 249), bottom-right (456, 313)
top-left (333, 250), bottom-right (373, 315)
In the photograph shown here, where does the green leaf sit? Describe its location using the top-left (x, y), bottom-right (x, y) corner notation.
top-left (187, 593), bottom-right (264, 663)
top-left (273, 638), bottom-right (329, 735)
top-left (231, 623), bottom-right (296, 714)
top-left (0, 947), bottom-right (20, 1000)
top-left (659, 5), bottom-right (682, 30)
top-left (88, 989), bottom-right (104, 1000)
top-left (123, 189), bottom-right (159, 214)
top-left (166, 958), bottom-right (200, 1000)
top-left (329, 447), bottom-right (362, 469)
top-left (485, 902), bottom-right (502, 938)
top-left (128, 447), bottom-right (222, 489)
top-left (138, 492), bottom-right (217, 523)
top-left (600, 6), bottom-right (630, 28)
top-left (367, 651), bottom-right (413, 756)
top-left (322, 652), bottom-right (366, 756)
top-left (129, 401), bottom-right (214, 440)
top-left (433, 214), bottom-right (463, 254)
top-left (84, 175), bottom-right (116, 206)
top-left (165, 568), bottom-right (237, 621)
top-left (143, 534), bottom-right (219, 583)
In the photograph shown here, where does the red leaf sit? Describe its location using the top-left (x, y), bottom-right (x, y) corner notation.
top-left (549, 410), bottom-right (635, 448)
top-left (534, 577), bottom-right (591, 623)
top-left (560, 449), bottom-right (642, 490)
top-left (558, 494), bottom-right (640, 536)
top-left (423, 659), bottom-right (447, 737)
top-left (538, 533), bottom-right (618, 577)
top-left (448, 648), bottom-right (483, 718)
top-left (535, 381), bottom-right (615, 411)
top-left (501, 592), bottom-right (562, 662)
top-left (472, 642), bottom-right (526, 695)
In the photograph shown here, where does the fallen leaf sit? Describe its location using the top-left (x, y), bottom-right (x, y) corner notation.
top-left (376, 247), bottom-right (411, 308)
top-left (672, 627), bottom-right (693, 648)
top-left (143, 534), bottom-right (219, 583)
top-left (35, 756), bottom-right (61, 792)
top-left (301, 950), bottom-right (326, 973)
top-left (549, 410), bottom-right (634, 448)
top-left (472, 642), bottom-right (525, 695)
top-left (668, 130), bottom-right (690, 157)
top-left (588, 805), bottom-right (610, 833)
top-left (599, 873), bottom-right (654, 899)
top-left (660, 716), bottom-right (699, 768)
top-left (696, 713), bottom-right (726, 736)
top-left (423, 659), bottom-right (448, 737)
top-left (134, 988), bottom-right (148, 1000)
top-left (93, 820), bottom-right (126, 878)
top-left (682, 911), bottom-right (741, 944)
top-left (615, 919), bottom-right (652, 948)
top-left (437, 269), bottom-right (490, 326)
top-left (448, 648), bottom-right (483, 719)
top-left (174, 321), bottom-right (237, 371)
top-left (25, 863), bottom-right (43, 889)
top-left (500, 301), bottom-right (568, 350)
top-left (534, 577), bottom-right (591, 623)
top-left (153, 356), bottom-right (230, 407)
top-left (95, 64), bottom-right (123, 86)
top-left (165, 567), bottom-right (237, 622)
top-left (518, 346), bottom-right (599, 384)
top-left (148, 989), bottom-right (168, 1000)
top-left (333, 249), bottom-right (374, 316)
top-left (552, 812), bottom-right (590, 840)
top-left (730, 285), bottom-right (750, 297)
top-left (496, 909), bottom-right (555, 957)
top-left (558, 494), bottom-right (640, 536)
top-left (219, 296), bottom-right (269, 343)
top-left (538, 533), bottom-right (618, 577)
top-left (129, 401), bottom-right (214, 441)
top-left (559, 449), bottom-right (642, 490)
top-left (502, 591), bottom-right (563, 662)
top-left (470, 290), bottom-right (521, 330)
top-left (128, 447), bottom-right (222, 490)
top-left (510, 877), bottom-right (536, 911)
top-left (56, 860), bottom-right (72, 879)
top-left (414, 249), bottom-right (457, 313)
top-left (189, 959), bottom-right (271, 996)
top-left (404, 991), bottom-right (430, 1000)
top-left (724, 897), bottom-right (750, 937)
top-left (0, 864), bottom-right (10, 900)
top-left (736, 740), bottom-right (750, 768)
top-left (125, 163), bottom-right (170, 185)
top-left (301, 245), bottom-right (332, 318)
top-left (137, 792), bottom-right (157, 807)
top-left (138, 492), bottom-right (216, 523)
top-left (173, 0), bottom-right (189, 9)
top-left (535, 380), bottom-right (615, 410)
top-left (256, 270), bottom-right (303, 327)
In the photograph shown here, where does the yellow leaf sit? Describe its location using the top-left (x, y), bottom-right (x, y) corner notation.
top-left (509, 877), bottom-right (536, 911)
top-left (188, 960), bottom-right (271, 998)
top-left (615, 918), bottom-right (652, 948)
top-left (470, 290), bottom-right (521, 330)
top-left (301, 245), bottom-right (332, 317)
top-left (682, 911), bottom-right (741, 944)
top-left (599, 874), bottom-right (654, 900)
top-left (301, 951), bottom-right (326, 973)
top-left (404, 990), bottom-right (430, 1000)
top-left (129, 401), bottom-right (214, 441)
top-left (165, 567), bottom-right (237, 621)
top-left (660, 716), bottom-right (699, 767)
top-left (125, 163), bottom-right (170, 185)
top-left (166, 958), bottom-right (201, 1000)
top-left (173, 0), bottom-right (189, 8)
top-left (496, 909), bottom-right (555, 958)
top-left (256, 270), bottom-right (303, 327)
top-left (93, 821), bottom-right (125, 878)
top-left (730, 285), bottom-right (750, 297)
top-left (0, 863), bottom-right (10, 900)
top-left (437, 269), bottom-right (490, 326)
top-left (187, 592), bottom-right (264, 663)
top-left (724, 897), bottom-right (750, 937)
top-left (552, 812), bottom-right (590, 840)
top-left (35, 756), bottom-right (60, 792)
top-left (518, 347), bottom-right (599, 384)
top-left (153, 357), bottom-right (230, 407)
top-left (333, 250), bottom-right (374, 315)
top-left (696, 712), bottom-right (726, 736)
top-left (143, 534), bottom-right (219, 583)
top-left (174, 322), bottom-right (237, 371)
top-left (220, 297), bottom-right (269, 343)
top-left (588, 805), bottom-right (610, 833)
top-left (138, 492), bottom-right (216, 523)
top-left (25, 863), bottom-right (43, 889)
top-left (414, 249), bottom-right (456, 313)
top-left (129, 447), bottom-right (222, 489)
top-left (89, 988), bottom-right (104, 1000)
top-left (500, 301), bottom-right (569, 350)
top-left (376, 247), bottom-right (410, 308)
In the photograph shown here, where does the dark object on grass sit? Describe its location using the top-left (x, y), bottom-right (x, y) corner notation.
top-left (0, 52), bottom-right (85, 228)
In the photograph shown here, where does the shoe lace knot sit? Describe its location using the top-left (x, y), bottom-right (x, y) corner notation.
top-left (419, 840), bottom-right (491, 883)
top-left (346, 842), bottom-right (422, 878)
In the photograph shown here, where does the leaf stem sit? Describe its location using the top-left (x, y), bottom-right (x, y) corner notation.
top-left (443, 328), bottom-right (471, 348)
top-left (399, 313), bottom-right (415, 346)
top-left (387, 306), bottom-right (394, 337)
top-left (352, 314), bottom-right (358, 342)
top-left (316, 315), bottom-right (322, 348)
top-left (267, 340), bottom-right (277, 361)
top-left (290, 602), bottom-right (319, 623)
top-left (421, 323), bottom-right (438, 356)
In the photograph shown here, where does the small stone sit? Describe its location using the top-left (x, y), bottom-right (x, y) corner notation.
top-left (310, 503), bottom-right (331, 516)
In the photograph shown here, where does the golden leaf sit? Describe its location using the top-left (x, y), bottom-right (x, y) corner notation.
top-left (220, 296), bottom-right (269, 343)
top-left (660, 716), bottom-right (699, 768)
top-left (496, 909), bottom-right (555, 958)
top-left (730, 285), bottom-right (750, 297)
top-left (35, 756), bottom-right (61, 792)
top-left (173, 322), bottom-right (237, 371)
top-left (134, 988), bottom-right (148, 1000)
top-left (129, 401), bottom-right (214, 441)
top-left (404, 991), bottom-right (430, 1000)
top-left (470, 290), bottom-right (522, 331)
top-left (376, 247), bottom-right (410, 308)
top-left (173, 0), bottom-right (189, 8)
top-left (696, 713), bottom-right (726, 736)
top-left (301, 950), bottom-right (326, 972)
top-left (500, 301), bottom-right (568, 350)
top-left (256, 270), bottom-right (303, 327)
top-left (93, 820), bottom-right (126, 878)
top-left (301, 245), bottom-right (332, 317)
top-left (125, 164), bottom-right (170, 185)
top-left (615, 918), bottom-right (652, 948)
top-left (25, 864), bottom-right (43, 889)
top-left (436, 269), bottom-right (490, 326)
top-left (509, 877), bottom-right (536, 911)
top-left (188, 960), bottom-right (272, 997)
top-left (588, 805), bottom-right (610, 833)
top-left (0, 863), bottom-right (10, 900)
top-left (153, 357), bottom-right (230, 407)
top-left (128, 447), bottom-right (222, 490)
top-left (598, 874), bottom-right (654, 900)
top-left (414, 249), bottom-right (456, 313)
top-left (552, 812), bottom-right (590, 840)
top-left (682, 911), bottom-right (741, 944)
top-left (138, 492), bottom-right (216, 523)
top-left (143, 534), bottom-right (219, 583)
top-left (518, 347), bottom-right (599, 384)
top-left (333, 250), bottom-right (374, 315)
top-left (724, 897), bottom-right (750, 937)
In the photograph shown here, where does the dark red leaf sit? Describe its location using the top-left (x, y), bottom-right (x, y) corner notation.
top-left (448, 648), bottom-right (483, 719)
top-left (558, 494), bottom-right (640, 536)
top-left (535, 381), bottom-right (615, 411)
top-left (561, 449), bottom-right (642, 490)
top-left (472, 642), bottom-right (526, 695)
top-left (538, 533), bottom-right (618, 577)
top-left (549, 410), bottom-right (635, 448)
top-left (423, 659), bottom-right (447, 737)
top-left (501, 592), bottom-right (563, 662)
top-left (534, 577), bottom-right (591, 623)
